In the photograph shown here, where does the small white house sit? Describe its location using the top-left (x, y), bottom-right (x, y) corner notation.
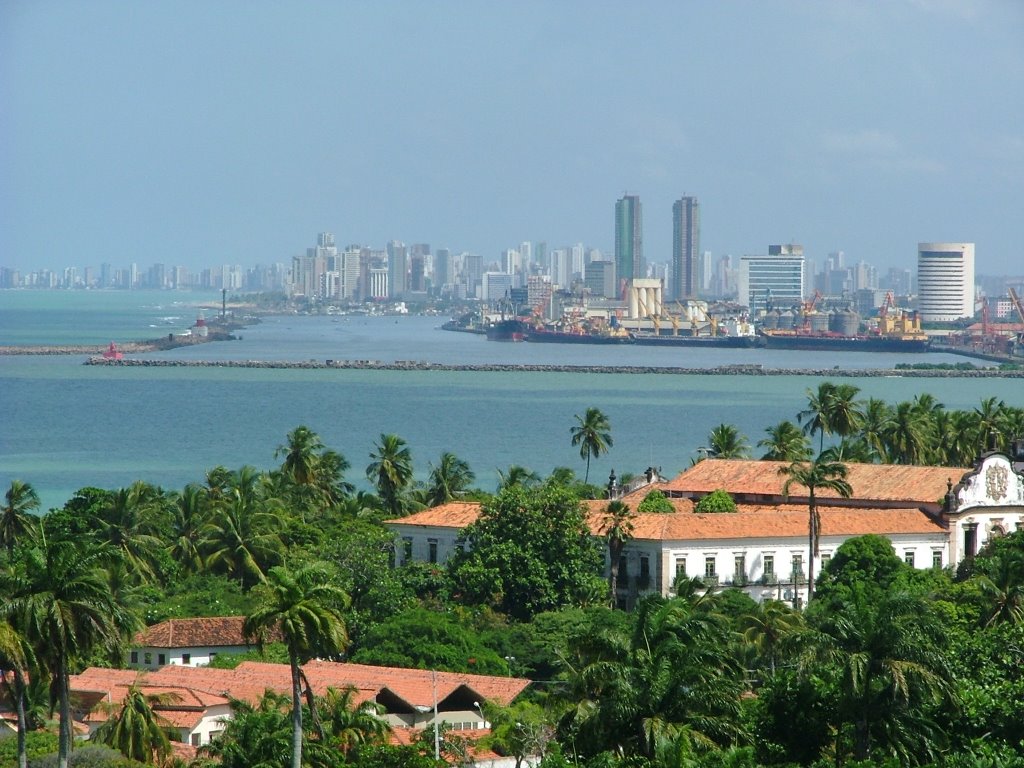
top-left (131, 616), bottom-right (266, 669)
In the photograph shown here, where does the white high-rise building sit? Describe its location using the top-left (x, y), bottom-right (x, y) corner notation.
top-left (738, 250), bottom-right (805, 314)
top-left (917, 242), bottom-right (975, 322)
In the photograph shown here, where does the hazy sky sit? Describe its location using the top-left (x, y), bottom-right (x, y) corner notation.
top-left (3, 1), bottom-right (1022, 275)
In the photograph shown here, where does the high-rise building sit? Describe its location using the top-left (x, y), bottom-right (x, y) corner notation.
top-left (387, 241), bottom-right (408, 299)
top-left (672, 196), bottom-right (700, 300)
top-left (917, 242), bottom-right (975, 322)
top-left (615, 195), bottom-right (643, 289)
top-left (738, 248), bottom-right (805, 314)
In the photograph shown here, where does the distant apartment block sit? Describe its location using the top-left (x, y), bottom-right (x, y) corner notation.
top-left (738, 247), bottom-right (806, 314)
top-left (917, 242), bottom-right (975, 322)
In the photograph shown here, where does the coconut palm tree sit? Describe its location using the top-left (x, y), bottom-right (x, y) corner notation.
top-left (200, 489), bottom-right (284, 587)
top-left (6, 539), bottom-right (130, 768)
top-left (798, 382), bottom-right (837, 453)
top-left (367, 434), bottom-right (414, 517)
top-left (707, 423), bottom-right (750, 459)
top-left (804, 589), bottom-right (954, 763)
top-left (798, 382), bottom-right (863, 453)
top-left (244, 562), bottom-right (350, 768)
top-left (89, 482), bottom-right (168, 583)
top-left (0, 620), bottom-right (34, 768)
top-left (496, 464), bottom-right (541, 492)
top-left (885, 401), bottom-right (932, 465)
top-left (316, 685), bottom-right (391, 756)
top-left (740, 600), bottom-right (805, 676)
top-left (1, 481), bottom-right (40, 558)
top-left (277, 425), bottom-right (326, 485)
top-left (92, 684), bottom-right (178, 765)
top-left (424, 452), bottom-right (475, 507)
top-left (758, 421), bottom-right (812, 461)
top-left (779, 457), bottom-right (852, 602)
top-left (601, 500), bottom-right (635, 607)
top-left (169, 483), bottom-right (208, 574)
top-left (974, 549), bottom-right (1024, 627)
top-left (570, 408), bottom-right (613, 484)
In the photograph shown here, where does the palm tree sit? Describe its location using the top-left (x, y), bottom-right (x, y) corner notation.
top-left (758, 421), bottom-right (812, 461)
top-left (804, 589), bottom-right (954, 763)
top-left (601, 501), bottom-right (635, 607)
top-left (90, 482), bottom-right (167, 583)
top-left (424, 452), bottom-right (475, 507)
top-left (858, 398), bottom-right (894, 463)
top-left (200, 489), bottom-right (284, 587)
top-left (317, 685), bottom-right (391, 756)
top-left (1, 480), bottom-right (40, 558)
top-left (366, 434), bottom-right (414, 517)
top-left (779, 457), bottom-right (852, 602)
top-left (6, 539), bottom-right (130, 768)
top-left (740, 600), bottom-right (805, 675)
top-left (92, 684), bottom-right (177, 765)
top-left (245, 563), bottom-right (350, 768)
top-left (974, 550), bottom-right (1024, 627)
top-left (798, 382), bottom-right (863, 453)
top-left (798, 382), bottom-right (837, 453)
top-left (0, 621), bottom-right (34, 768)
top-left (169, 483), bottom-right (208, 573)
top-left (885, 401), bottom-right (932, 465)
top-left (277, 425), bottom-right (326, 485)
top-left (707, 423), bottom-right (750, 459)
top-left (496, 464), bottom-right (541, 492)
top-left (570, 408), bottom-right (613, 483)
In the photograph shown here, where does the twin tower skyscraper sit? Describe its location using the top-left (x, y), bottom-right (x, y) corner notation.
top-left (615, 194), bottom-right (701, 301)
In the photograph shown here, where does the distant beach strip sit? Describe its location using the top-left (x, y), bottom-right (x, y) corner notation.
top-left (78, 357), bottom-right (1024, 378)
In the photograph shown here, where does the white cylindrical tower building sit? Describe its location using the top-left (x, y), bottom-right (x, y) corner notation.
top-left (917, 242), bottom-right (974, 322)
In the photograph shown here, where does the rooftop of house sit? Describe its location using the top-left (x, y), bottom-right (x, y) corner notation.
top-left (133, 615), bottom-right (254, 649)
top-left (660, 459), bottom-right (967, 504)
top-left (72, 659), bottom-right (531, 715)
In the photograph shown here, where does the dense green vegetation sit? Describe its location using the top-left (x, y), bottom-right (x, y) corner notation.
top-left (0, 390), bottom-right (1022, 767)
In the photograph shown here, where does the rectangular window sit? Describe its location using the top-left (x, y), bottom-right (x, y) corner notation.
top-left (733, 554), bottom-right (746, 582)
top-left (402, 537), bottom-right (413, 564)
top-left (904, 551), bottom-right (915, 567)
top-left (428, 539), bottom-right (438, 564)
top-left (639, 555), bottom-right (650, 585)
top-left (704, 556), bottom-right (716, 577)
top-left (763, 554), bottom-right (774, 577)
top-left (144, 652), bottom-right (152, 665)
top-left (182, 653), bottom-right (191, 665)
top-left (791, 554), bottom-right (803, 580)
top-left (191, 733), bottom-right (201, 747)
top-left (675, 557), bottom-right (687, 578)
top-left (158, 653), bottom-right (166, 666)
top-left (821, 554), bottom-right (831, 568)
top-left (619, 556), bottom-right (628, 579)
top-left (130, 651), bottom-right (138, 664)
top-left (932, 550), bottom-right (943, 569)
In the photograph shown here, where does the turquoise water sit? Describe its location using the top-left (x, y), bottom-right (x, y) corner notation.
top-left (2, 291), bottom-right (1021, 513)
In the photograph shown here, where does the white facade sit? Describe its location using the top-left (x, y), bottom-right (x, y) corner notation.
top-left (130, 644), bottom-right (254, 670)
top-left (738, 254), bottom-right (805, 314)
top-left (917, 242), bottom-right (975, 322)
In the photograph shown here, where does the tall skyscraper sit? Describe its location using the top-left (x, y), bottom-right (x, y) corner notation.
top-left (672, 196), bottom-right (700, 300)
top-left (917, 242), bottom-right (975, 321)
top-left (615, 194), bottom-right (643, 291)
top-left (738, 247), bottom-right (805, 314)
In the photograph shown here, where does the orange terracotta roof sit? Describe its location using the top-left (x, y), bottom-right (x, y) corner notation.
top-left (384, 501), bottom-right (483, 528)
top-left (662, 459), bottom-right (966, 503)
top-left (609, 505), bottom-right (946, 541)
top-left (74, 660), bottom-right (530, 714)
top-left (134, 616), bottom-right (253, 648)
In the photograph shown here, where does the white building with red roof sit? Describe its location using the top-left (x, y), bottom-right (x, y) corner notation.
top-left (131, 615), bottom-right (268, 669)
top-left (386, 454), bottom-right (1024, 608)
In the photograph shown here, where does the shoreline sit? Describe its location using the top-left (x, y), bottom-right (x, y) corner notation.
top-left (82, 358), bottom-right (1024, 377)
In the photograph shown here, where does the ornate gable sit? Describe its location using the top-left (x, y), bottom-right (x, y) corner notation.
top-left (956, 454), bottom-right (1024, 510)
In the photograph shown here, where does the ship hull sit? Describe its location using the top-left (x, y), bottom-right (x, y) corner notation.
top-left (630, 334), bottom-right (757, 348)
top-left (486, 319), bottom-right (527, 342)
top-left (761, 333), bottom-right (930, 352)
top-left (526, 329), bottom-right (632, 344)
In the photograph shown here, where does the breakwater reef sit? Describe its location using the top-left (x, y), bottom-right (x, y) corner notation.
top-left (83, 357), bottom-right (1024, 378)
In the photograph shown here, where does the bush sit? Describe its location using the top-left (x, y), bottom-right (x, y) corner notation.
top-left (636, 489), bottom-right (674, 514)
top-left (28, 744), bottom-right (145, 768)
top-left (694, 489), bottom-right (737, 513)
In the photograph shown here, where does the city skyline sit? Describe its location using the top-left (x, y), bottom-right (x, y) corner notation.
top-left (3, 2), bottom-right (1023, 275)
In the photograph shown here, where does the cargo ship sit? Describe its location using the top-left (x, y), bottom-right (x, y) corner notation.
top-left (486, 318), bottom-right (528, 342)
top-left (630, 333), bottom-right (758, 348)
top-left (759, 329), bottom-right (931, 352)
top-left (526, 327), bottom-right (633, 345)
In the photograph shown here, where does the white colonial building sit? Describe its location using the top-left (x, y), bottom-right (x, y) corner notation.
top-left (130, 616), bottom-right (267, 669)
top-left (386, 453), bottom-right (1024, 609)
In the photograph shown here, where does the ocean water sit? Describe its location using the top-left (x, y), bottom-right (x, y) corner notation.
top-left (2, 290), bottom-right (1021, 513)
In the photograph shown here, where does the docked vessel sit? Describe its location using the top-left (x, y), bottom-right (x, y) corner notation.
top-left (526, 327), bottom-right (633, 345)
top-left (486, 318), bottom-right (528, 342)
top-left (759, 330), bottom-right (931, 353)
top-left (630, 333), bottom-right (758, 348)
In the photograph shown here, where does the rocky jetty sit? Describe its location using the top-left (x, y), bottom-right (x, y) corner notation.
top-left (82, 358), bottom-right (1024, 377)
